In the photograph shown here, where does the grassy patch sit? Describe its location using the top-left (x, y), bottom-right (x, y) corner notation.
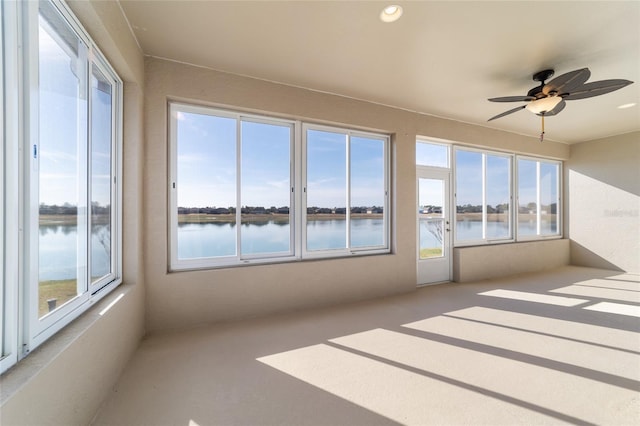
top-left (420, 247), bottom-right (443, 259)
top-left (39, 279), bottom-right (77, 317)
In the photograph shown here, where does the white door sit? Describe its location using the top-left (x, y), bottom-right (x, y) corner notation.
top-left (417, 170), bottom-right (451, 285)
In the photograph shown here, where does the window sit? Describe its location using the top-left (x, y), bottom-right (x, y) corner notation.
top-left (169, 105), bottom-right (390, 270)
top-left (452, 146), bottom-right (561, 247)
top-left (304, 125), bottom-right (388, 255)
top-left (1, 0), bottom-right (122, 373)
top-left (454, 148), bottom-right (513, 244)
top-left (169, 104), bottom-right (294, 268)
top-left (416, 140), bottom-right (449, 168)
top-left (517, 157), bottom-right (561, 238)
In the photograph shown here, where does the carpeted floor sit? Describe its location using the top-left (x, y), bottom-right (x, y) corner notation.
top-left (92, 266), bottom-right (640, 425)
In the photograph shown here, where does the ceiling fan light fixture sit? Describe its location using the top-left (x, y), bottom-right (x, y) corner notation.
top-left (617, 102), bottom-right (637, 109)
top-left (380, 5), bottom-right (403, 22)
top-left (525, 96), bottom-right (563, 115)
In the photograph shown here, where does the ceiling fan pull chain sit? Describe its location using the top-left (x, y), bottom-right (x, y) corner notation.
top-left (539, 114), bottom-right (545, 142)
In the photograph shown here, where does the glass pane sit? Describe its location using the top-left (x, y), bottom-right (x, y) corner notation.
top-left (455, 150), bottom-right (482, 241)
top-left (416, 142), bottom-right (448, 167)
top-left (241, 120), bottom-right (291, 255)
top-left (38, 5), bottom-right (88, 318)
top-left (350, 136), bottom-right (385, 247)
top-left (486, 155), bottom-right (511, 239)
top-left (176, 112), bottom-right (237, 259)
top-left (419, 178), bottom-right (444, 258)
top-left (540, 162), bottom-right (559, 235)
top-left (306, 129), bottom-right (346, 250)
top-left (90, 66), bottom-right (112, 283)
top-left (518, 159), bottom-right (538, 236)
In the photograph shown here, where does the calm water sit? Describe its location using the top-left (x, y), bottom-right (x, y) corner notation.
top-left (39, 224), bottom-right (111, 281)
top-left (177, 218), bottom-right (386, 259)
top-left (41, 219), bottom-right (555, 279)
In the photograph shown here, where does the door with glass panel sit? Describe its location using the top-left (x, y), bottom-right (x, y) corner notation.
top-left (417, 170), bottom-right (451, 285)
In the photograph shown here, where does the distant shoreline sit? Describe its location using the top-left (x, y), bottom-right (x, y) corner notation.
top-left (39, 212), bottom-right (555, 226)
top-left (39, 214), bottom-right (110, 226)
top-left (177, 213), bottom-right (384, 223)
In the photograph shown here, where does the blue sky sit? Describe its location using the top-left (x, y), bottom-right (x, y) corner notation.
top-left (454, 150), bottom-right (557, 208)
top-left (176, 114), bottom-right (386, 208)
top-left (417, 144), bottom-right (558, 209)
top-left (39, 21), bottom-right (113, 207)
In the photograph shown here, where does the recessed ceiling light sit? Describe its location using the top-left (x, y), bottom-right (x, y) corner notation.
top-left (617, 103), bottom-right (637, 109)
top-left (380, 5), bottom-right (403, 23)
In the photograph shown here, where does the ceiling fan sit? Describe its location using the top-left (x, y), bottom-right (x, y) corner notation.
top-left (487, 68), bottom-right (634, 141)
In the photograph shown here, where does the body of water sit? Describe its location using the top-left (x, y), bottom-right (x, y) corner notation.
top-left (41, 218), bottom-right (556, 280)
top-left (177, 218), bottom-right (386, 259)
top-left (39, 224), bottom-right (111, 281)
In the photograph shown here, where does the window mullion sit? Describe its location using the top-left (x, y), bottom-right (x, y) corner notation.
top-left (509, 155), bottom-right (514, 240)
top-left (536, 161), bottom-right (541, 235)
top-left (25, 0), bottom-right (40, 352)
top-left (1, 0), bottom-right (22, 371)
top-left (292, 122), bottom-right (300, 258)
top-left (78, 55), bottom-right (90, 296)
top-left (482, 153), bottom-right (487, 240)
top-left (345, 133), bottom-right (351, 250)
top-left (236, 117), bottom-right (242, 259)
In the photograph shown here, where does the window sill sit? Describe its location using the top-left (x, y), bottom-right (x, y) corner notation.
top-left (0, 281), bottom-right (136, 405)
top-left (169, 249), bottom-right (392, 273)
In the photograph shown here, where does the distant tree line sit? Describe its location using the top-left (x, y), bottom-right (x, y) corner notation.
top-left (178, 206), bottom-right (237, 215)
top-left (39, 202), bottom-right (110, 215)
top-left (457, 203), bottom-right (556, 214)
top-left (177, 205), bottom-right (384, 215)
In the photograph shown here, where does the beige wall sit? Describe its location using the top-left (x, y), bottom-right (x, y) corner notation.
top-left (0, 2), bottom-right (146, 425)
top-left (144, 57), bottom-right (569, 332)
top-left (454, 239), bottom-right (570, 282)
top-left (567, 132), bottom-right (640, 272)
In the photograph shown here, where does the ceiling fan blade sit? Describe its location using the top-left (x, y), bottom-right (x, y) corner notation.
top-left (562, 79), bottom-right (634, 100)
top-left (488, 96), bottom-right (535, 102)
top-left (537, 100), bottom-right (566, 116)
top-left (488, 105), bottom-right (526, 121)
top-left (543, 68), bottom-right (591, 95)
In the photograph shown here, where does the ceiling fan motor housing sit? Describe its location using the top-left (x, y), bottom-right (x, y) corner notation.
top-left (527, 69), bottom-right (555, 98)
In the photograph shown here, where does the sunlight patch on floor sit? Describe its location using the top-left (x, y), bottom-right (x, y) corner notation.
top-left (575, 277), bottom-right (640, 291)
top-left (478, 289), bottom-right (588, 306)
top-left (551, 284), bottom-right (640, 303)
top-left (444, 306), bottom-right (640, 352)
top-left (584, 302), bottom-right (640, 318)
top-left (403, 315), bottom-right (640, 381)
top-left (330, 328), bottom-right (635, 424)
top-left (258, 343), bottom-right (559, 425)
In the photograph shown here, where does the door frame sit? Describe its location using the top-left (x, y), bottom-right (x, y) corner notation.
top-left (416, 167), bottom-right (452, 286)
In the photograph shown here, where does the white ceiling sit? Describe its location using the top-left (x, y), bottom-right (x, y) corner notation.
top-left (119, 0), bottom-right (640, 144)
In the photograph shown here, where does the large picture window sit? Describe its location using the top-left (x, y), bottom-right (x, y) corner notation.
top-left (169, 104), bottom-right (294, 268)
top-left (453, 146), bottom-right (561, 247)
top-left (454, 148), bottom-right (513, 244)
top-left (517, 157), bottom-right (561, 238)
top-left (1, 0), bottom-right (122, 373)
top-left (304, 126), bottom-right (388, 255)
top-left (169, 105), bottom-right (390, 270)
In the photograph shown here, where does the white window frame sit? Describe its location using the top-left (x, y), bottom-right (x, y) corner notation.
top-left (302, 123), bottom-right (390, 259)
top-left (1, 0), bottom-right (123, 373)
top-left (168, 103), bottom-right (297, 270)
top-left (453, 146), bottom-right (514, 246)
top-left (452, 145), bottom-right (562, 248)
top-left (168, 104), bottom-right (391, 270)
top-left (88, 56), bottom-right (122, 295)
top-left (515, 156), bottom-right (562, 240)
